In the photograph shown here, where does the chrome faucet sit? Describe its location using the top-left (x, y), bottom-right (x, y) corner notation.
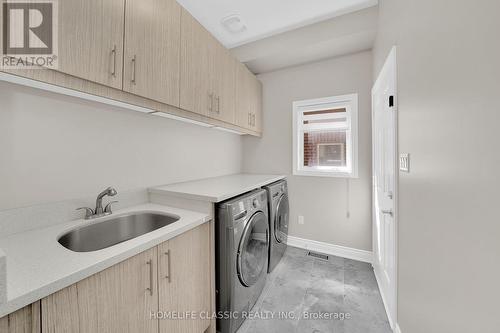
top-left (77, 187), bottom-right (118, 220)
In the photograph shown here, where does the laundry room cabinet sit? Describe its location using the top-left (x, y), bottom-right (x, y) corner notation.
top-left (0, 301), bottom-right (40, 333)
top-left (180, 9), bottom-right (236, 124)
top-left (56, 0), bottom-right (126, 89)
top-left (179, 8), bottom-right (214, 117)
top-left (236, 63), bottom-right (263, 132)
top-left (33, 223), bottom-right (211, 333)
top-left (41, 247), bottom-right (159, 333)
top-left (158, 222), bottom-right (211, 333)
top-left (52, 0), bottom-right (182, 106)
top-left (211, 42), bottom-right (237, 124)
top-left (0, 0), bottom-right (263, 136)
top-left (122, 0), bottom-right (181, 106)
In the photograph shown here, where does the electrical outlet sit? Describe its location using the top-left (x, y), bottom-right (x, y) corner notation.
top-left (298, 215), bottom-right (305, 225)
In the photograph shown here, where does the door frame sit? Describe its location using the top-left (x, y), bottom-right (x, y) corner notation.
top-left (371, 46), bottom-right (398, 329)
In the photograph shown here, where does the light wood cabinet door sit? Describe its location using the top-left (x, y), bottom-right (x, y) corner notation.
top-left (41, 248), bottom-right (158, 333)
top-left (251, 76), bottom-right (263, 133)
top-left (236, 63), bottom-right (253, 130)
top-left (0, 301), bottom-right (40, 333)
top-left (158, 223), bottom-right (211, 333)
top-left (57, 0), bottom-right (125, 89)
top-left (179, 9), bottom-right (214, 117)
top-left (123, 0), bottom-right (181, 106)
top-left (236, 63), bottom-right (263, 133)
top-left (211, 42), bottom-right (237, 124)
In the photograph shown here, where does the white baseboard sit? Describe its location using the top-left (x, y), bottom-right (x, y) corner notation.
top-left (287, 236), bottom-right (373, 263)
top-left (394, 323), bottom-right (402, 333)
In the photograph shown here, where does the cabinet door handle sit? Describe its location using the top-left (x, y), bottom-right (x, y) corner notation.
top-left (165, 250), bottom-right (171, 283)
top-left (146, 259), bottom-right (153, 296)
top-left (131, 55), bottom-right (137, 84)
top-left (208, 93), bottom-right (213, 113)
top-left (216, 95), bottom-right (220, 114)
top-left (110, 45), bottom-right (117, 77)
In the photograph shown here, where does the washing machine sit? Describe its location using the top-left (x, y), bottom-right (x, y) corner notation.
top-left (263, 179), bottom-right (289, 273)
top-left (216, 189), bottom-right (269, 333)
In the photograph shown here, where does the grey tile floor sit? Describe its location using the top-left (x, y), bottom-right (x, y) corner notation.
top-left (237, 246), bottom-right (392, 333)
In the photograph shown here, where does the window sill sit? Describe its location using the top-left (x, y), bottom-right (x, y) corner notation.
top-left (293, 170), bottom-right (359, 179)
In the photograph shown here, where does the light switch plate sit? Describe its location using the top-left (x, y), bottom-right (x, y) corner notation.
top-left (399, 153), bottom-right (410, 172)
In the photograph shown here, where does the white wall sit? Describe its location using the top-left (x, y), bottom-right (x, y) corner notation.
top-left (373, 1), bottom-right (500, 332)
top-left (0, 81), bottom-right (242, 211)
top-left (243, 51), bottom-right (373, 251)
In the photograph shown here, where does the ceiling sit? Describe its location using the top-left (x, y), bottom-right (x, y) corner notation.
top-left (231, 6), bottom-right (378, 74)
top-left (177, 0), bottom-right (378, 49)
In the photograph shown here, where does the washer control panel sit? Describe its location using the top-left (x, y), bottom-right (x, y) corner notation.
top-left (228, 190), bottom-right (266, 221)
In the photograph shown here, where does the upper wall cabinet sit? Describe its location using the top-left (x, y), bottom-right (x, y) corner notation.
top-left (123, 0), bottom-right (181, 107)
top-left (1, 0), bottom-right (262, 136)
top-left (236, 63), bottom-right (263, 133)
top-left (57, 0), bottom-right (125, 89)
top-left (212, 41), bottom-right (237, 124)
top-left (180, 10), bottom-right (237, 123)
top-left (253, 76), bottom-right (263, 132)
top-left (179, 9), bottom-right (213, 117)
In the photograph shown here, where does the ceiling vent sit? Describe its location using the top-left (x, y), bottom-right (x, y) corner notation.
top-left (221, 14), bottom-right (247, 34)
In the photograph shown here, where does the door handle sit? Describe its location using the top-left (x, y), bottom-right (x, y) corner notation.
top-left (216, 95), bottom-right (220, 114)
top-left (164, 250), bottom-right (171, 283)
top-left (208, 93), bottom-right (213, 113)
top-left (146, 259), bottom-right (153, 295)
top-left (381, 209), bottom-right (393, 217)
top-left (131, 55), bottom-right (137, 84)
top-left (233, 210), bottom-right (247, 220)
top-left (110, 45), bottom-right (117, 77)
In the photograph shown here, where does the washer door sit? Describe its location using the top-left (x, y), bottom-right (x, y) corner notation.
top-left (237, 211), bottom-right (269, 287)
top-left (275, 194), bottom-right (289, 243)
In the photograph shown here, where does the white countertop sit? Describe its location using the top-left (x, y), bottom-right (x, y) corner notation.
top-left (0, 204), bottom-right (209, 317)
top-left (149, 174), bottom-right (286, 202)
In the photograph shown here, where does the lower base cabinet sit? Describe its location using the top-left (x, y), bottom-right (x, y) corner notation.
top-left (0, 301), bottom-right (40, 333)
top-left (41, 247), bottom-right (158, 333)
top-left (158, 222), bottom-right (211, 333)
top-left (0, 223), bottom-right (212, 333)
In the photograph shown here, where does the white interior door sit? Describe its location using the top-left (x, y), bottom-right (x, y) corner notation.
top-left (372, 46), bottom-right (397, 329)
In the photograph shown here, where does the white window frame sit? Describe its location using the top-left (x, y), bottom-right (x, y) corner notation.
top-left (292, 93), bottom-right (359, 178)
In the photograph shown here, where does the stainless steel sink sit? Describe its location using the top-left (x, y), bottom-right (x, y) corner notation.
top-left (58, 212), bottom-right (180, 252)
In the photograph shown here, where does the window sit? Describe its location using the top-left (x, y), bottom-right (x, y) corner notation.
top-left (293, 94), bottom-right (358, 178)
